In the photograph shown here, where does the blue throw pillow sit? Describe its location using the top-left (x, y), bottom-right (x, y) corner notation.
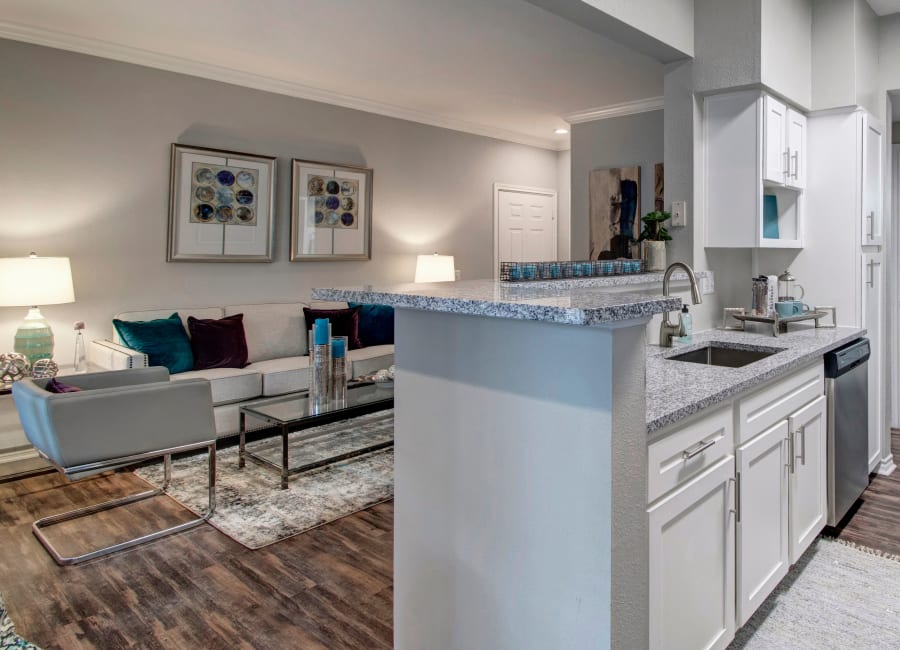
top-left (348, 303), bottom-right (394, 347)
top-left (112, 312), bottom-right (194, 374)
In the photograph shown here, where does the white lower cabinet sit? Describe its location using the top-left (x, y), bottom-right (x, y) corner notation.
top-left (736, 420), bottom-right (790, 626)
top-left (787, 394), bottom-right (827, 563)
top-left (650, 363), bottom-right (829, 646)
top-left (648, 456), bottom-right (736, 650)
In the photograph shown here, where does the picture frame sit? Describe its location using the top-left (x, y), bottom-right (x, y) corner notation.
top-left (168, 144), bottom-right (276, 262)
top-left (290, 159), bottom-right (373, 261)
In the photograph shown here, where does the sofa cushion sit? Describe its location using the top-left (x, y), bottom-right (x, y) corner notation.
top-left (112, 308), bottom-right (224, 344)
top-left (348, 345), bottom-right (394, 379)
top-left (249, 356), bottom-right (311, 397)
top-left (303, 306), bottom-right (363, 350)
top-left (113, 313), bottom-right (194, 374)
top-left (348, 303), bottom-right (394, 346)
top-left (188, 313), bottom-right (249, 370)
top-left (224, 303), bottom-right (308, 362)
top-left (172, 367), bottom-right (261, 405)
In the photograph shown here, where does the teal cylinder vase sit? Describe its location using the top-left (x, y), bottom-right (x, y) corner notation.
top-left (14, 307), bottom-right (54, 364)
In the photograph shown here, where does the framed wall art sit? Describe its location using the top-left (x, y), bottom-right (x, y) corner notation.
top-left (291, 159), bottom-right (373, 261)
top-left (168, 144), bottom-right (276, 262)
top-left (588, 165), bottom-right (641, 261)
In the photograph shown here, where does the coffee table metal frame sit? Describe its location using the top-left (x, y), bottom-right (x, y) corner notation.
top-left (238, 384), bottom-right (394, 489)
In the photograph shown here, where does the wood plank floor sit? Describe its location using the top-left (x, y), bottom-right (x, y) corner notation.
top-left (824, 430), bottom-right (900, 557)
top-left (0, 470), bottom-right (393, 649)
top-left (1, 433), bottom-right (897, 648)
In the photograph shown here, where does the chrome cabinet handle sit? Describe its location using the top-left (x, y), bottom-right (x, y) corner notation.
top-left (798, 426), bottom-right (806, 466)
top-left (867, 260), bottom-right (876, 288)
top-left (734, 473), bottom-right (741, 523)
top-left (787, 433), bottom-right (795, 474)
top-left (682, 438), bottom-right (716, 460)
top-left (783, 149), bottom-right (790, 176)
top-left (866, 212), bottom-right (875, 240)
top-left (791, 151), bottom-right (799, 180)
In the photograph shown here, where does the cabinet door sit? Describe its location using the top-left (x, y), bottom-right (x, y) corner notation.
top-left (648, 456), bottom-right (735, 650)
top-left (786, 109), bottom-right (806, 190)
top-left (736, 420), bottom-right (790, 626)
top-left (787, 395), bottom-right (827, 564)
top-left (861, 114), bottom-right (883, 246)
top-left (863, 252), bottom-right (883, 470)
top-left (763, 95), bottom-right (788, 185)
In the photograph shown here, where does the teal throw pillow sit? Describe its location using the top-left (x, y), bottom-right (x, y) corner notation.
top-left (112, 312), bottom-right (194, 374)
top-left (347, 303), bottom-right (394, 347)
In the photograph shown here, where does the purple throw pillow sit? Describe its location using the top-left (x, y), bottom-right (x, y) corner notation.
top-left (187, 313), bottom-right (249, 370)
top-left (303, 306), bottom-right (363, 350)
top-left (45, 378), bottom-right (82, 393)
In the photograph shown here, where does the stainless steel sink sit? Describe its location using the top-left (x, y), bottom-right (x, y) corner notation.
top-left (666, 344), bottom-right (781, 368)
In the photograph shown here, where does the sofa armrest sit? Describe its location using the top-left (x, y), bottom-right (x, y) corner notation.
top-left (89, 339), bottom-right (148, 370)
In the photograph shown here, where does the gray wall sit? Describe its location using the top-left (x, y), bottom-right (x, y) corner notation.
top-left (0, 38), bottom-right (558, 362)
top-left (570, 110), bottom-right (664, 260)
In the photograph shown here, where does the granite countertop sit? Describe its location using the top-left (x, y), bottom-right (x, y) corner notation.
top-left (646, 325), bottom-right (866, 434)
top-left (313, 280), bottom-right (680, 326)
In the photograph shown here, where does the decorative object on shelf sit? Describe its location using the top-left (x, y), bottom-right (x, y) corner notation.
top-left (356, 365), bottom-right (395, 385)
top-left (763, 194), bottom-right (780, 239)
top-left (638, 210), bottom-right (672, 272)
top-left (0, 352), bottom-right (30, 389)
top-left (589, 165), bottom-right (641, 261)
top-left (168, 143), bottom-right (276, 262)
top-left (331, 336), bottom-right (348, 406)
top-left (654, 163), bottom-right (665, 211)
top-left (308, 318), bottom-right (332, 413)
top-left (73, 320), bottom-right (87, 373)
top-left (291, 158), bottom-right (373, 261)
top-left (499, 258), bottom-right (645, 282)
top-left (30, 358), bottom-right (59, 379)
top-left (0, 253), bottom-right (75, 364)
top-left (731, 308), bottom-right (836, 337)
top-left (751, 275), bottom-right (778, 317)
top-left (414, 254), bottom-right (456, 282)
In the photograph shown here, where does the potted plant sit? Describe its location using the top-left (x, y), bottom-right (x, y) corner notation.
top-left (638, 210), bottom-right (672, 272)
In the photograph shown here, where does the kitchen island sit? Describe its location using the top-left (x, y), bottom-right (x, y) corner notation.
top-left (314, 279), bottom-right (677, 650)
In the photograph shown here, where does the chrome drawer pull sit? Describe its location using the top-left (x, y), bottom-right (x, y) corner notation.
top-left (682, 438), bottom-right (716, 460)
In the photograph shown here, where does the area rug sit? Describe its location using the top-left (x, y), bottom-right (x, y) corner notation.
top-left (135, 411), bottom-right (393, 549)
top-left (0, 593), bottom-right (40, 650)
top-left (730, 537), bottom-right (900, 648)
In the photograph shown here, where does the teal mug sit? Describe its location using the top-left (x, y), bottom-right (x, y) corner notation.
top-left (774, 301), bottom-right (810, 318)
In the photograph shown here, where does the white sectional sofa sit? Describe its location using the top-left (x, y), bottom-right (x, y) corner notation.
top-left (89, 301), bottom-right (394, 437)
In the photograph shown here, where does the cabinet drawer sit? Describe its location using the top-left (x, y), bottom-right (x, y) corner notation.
top-left (648, 405), bottom-right (733, 504)
top-left (736, 362), bottom-right (824, 445)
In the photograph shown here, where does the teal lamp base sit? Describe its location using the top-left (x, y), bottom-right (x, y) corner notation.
top-left (14, 307), bottom-right (54, 365)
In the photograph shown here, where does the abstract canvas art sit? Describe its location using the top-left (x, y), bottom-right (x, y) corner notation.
top-left (291, 159), bottom-right (373, 261)
top-left (168, 144), bottom-right (276, 262)
top-left (654, 163), bottom-right (664, 212)
top-left (588, 166), bottom-right (641, 260)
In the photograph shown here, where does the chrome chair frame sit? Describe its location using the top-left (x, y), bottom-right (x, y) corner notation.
top-left (33, 441), bottom-right (216, 566)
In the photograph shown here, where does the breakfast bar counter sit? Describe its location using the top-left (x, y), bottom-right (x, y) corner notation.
top-left (314, 279), bottom-right (675, 650)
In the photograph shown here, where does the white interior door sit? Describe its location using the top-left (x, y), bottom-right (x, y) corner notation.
top-left (495, 187), bottom-right (557, 273)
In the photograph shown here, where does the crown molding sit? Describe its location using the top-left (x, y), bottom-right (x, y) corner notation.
top-left (0, 21), bottom-right (567, 151)
top-left (564, 96), bottom-right (665, 124)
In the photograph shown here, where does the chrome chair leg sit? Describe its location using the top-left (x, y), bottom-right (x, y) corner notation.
top-left (32, 442), bottom-right (217, 566)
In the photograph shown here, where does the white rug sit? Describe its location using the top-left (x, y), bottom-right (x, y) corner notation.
top-left (730, 537), bottom-right (900, 648)
top-left (136, 411), bottom-right (393, 549)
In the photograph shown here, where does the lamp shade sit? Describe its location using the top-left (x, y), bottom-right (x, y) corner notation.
top-left (415, 254), bottom-right (455, 283)
top-left (0, 255), bottom-right (75, 306)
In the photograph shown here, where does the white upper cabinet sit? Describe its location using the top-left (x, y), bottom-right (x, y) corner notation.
top-left (786, 108), bottom-right (807, 190)
top-left (763, 96), bottom-right (788, 185)
top-left (861, 114), bottom-right (883, 246)
top-left (705, 90), bottom-right (805, 249)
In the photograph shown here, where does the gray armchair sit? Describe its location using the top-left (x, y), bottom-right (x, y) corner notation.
top-left (12, 367), bottom-right (217, 565)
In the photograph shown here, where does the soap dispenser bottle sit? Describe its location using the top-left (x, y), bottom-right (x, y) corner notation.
top-left (677, 305), bottom-right (692, 343)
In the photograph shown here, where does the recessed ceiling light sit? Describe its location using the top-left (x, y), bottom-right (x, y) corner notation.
top-left (554, 128), bottom-right (569, 135)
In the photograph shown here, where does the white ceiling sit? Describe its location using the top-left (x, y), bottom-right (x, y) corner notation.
top-left (868, 0), bottom-right (900, 16)
top-left (0, 0), bottom-right (665, 150)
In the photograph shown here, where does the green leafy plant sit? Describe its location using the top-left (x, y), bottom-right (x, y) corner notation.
top-left (638, 210), bottom-right (672, 242)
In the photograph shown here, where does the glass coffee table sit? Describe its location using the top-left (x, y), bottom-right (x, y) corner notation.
top-left (238, 382), bottom-right (394, 489)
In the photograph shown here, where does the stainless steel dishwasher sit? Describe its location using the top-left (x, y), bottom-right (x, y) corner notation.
top-left (824, 338), bottom-right (870, 526)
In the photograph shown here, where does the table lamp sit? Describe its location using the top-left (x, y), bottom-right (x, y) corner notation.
top-left (0, 253), bottom-right (75, 363)
top-left (414, 253), bottom-right (456, 283)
